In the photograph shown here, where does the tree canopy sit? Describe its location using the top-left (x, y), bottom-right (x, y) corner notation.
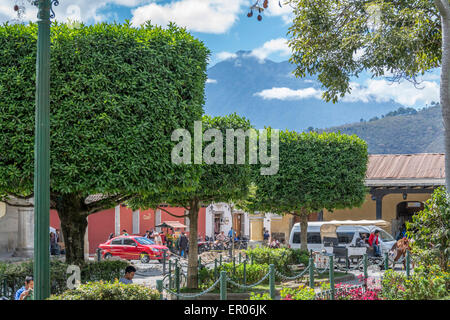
top-left (287, 0), bottom-right (441, 103)
top-left (285, 0), bottom-right (450, 192)
top-left (131, 113), bottom-right (254, 288)
top-left (251, 130), bottom-right (368, 213)
top-left (0, 21), bottom-right (209, 263)
top-left (250, 130), bottom-right (368, 249)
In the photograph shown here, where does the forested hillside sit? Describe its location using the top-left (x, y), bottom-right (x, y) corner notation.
top-left (324, 104), bottom-right (443, 154)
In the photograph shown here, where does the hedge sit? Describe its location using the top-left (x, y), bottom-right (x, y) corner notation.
top-left (48, 280), bottom-right (160, 300)
top-left (244, 247), bottom-right (309, 275)
top-left (0, 259), bottom-right (130, 299)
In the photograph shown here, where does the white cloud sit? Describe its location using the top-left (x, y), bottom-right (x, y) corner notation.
top-left (247, 38), bottom-right (291, 62)
top-left (264, 0), bottom-right (293, 24)
top-left (216, 51), bottom-right (238, 61)
top-left (0, 1), bottom-right (144, 24)
top-left (254, 79), bottom-right (439, 107)
top-left (0, 0), bottom-right (248, 32)
top-left (131, 0), bottom-right (248, 34)
top-left (420, 72), bottom-right (441, 81)
top-left (254, 87), bottom-right (323, 100)
top-left (344, 79), bottom-right (440, 106)
top-left (353, 48), bottom-right (365, 61)
top-left (206, 78), bottom-right (218, 84)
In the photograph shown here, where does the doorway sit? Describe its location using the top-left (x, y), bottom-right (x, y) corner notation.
top-left (233, 213), bottom-right (243, 238)
top-left (214, 213), bottom-right (222, 236)
top-left (394, 201), bottom-right (424, 237)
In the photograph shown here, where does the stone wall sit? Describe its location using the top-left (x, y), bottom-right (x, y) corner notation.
top-left (0, 203), bottom-right (19, 254)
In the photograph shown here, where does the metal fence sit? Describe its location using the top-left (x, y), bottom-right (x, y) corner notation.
top-left (0, 277), bottom-right (21, 300)
top-left (156, 250), bottom-right (413, 300)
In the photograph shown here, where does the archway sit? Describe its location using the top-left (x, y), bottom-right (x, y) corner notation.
top-left (393, 201), bottom-right (424, 238)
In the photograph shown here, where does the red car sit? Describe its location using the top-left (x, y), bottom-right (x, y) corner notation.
top-left (98, 235), bottom-right (169, 263)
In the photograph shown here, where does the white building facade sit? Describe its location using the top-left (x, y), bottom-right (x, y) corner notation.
top-left (205, 203), bottom-right (250, 239)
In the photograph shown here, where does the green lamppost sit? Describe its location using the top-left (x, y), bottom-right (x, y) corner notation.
top-left (30, 0), bottom-right (59, 300)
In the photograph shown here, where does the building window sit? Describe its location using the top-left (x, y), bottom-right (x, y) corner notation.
top-left (292, 232), bottom-right (322, 244)
top-left (337, 232), bottom-right (354, 244)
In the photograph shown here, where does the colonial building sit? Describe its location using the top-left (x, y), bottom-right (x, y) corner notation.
top-left (1, 153), bottom-right (444, 258)
top-left (0, 200), bottom-right (250, 259)
top-left (0, 201), bottom-right (207, 259)
top-left (205, 203), bottom-right (250, 239)
top-left (250, 153), bottom-right (445, 242)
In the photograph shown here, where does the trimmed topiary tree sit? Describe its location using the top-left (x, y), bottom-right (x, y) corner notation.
top-left (0, 21), bottom-right (209, 264)
top-left (250, 130), bottom-right (368, 250)
top-left (132, 113), bottom-right (254, 288)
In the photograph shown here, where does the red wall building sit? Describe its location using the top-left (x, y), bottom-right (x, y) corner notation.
top-left (50, 205), bottom-right (207, 255)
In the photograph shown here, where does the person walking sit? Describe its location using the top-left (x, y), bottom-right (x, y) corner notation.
top-left (154, 232), bottom-right (162, 245)
top-left (50, 232), bottom-right (57, 255)
top-left (179, 232), bottom-right (188, 258)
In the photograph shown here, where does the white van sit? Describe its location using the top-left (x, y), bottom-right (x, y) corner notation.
top-left (288, 221), bottom-right (396, 254)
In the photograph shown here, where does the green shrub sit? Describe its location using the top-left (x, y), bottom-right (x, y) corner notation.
top-left (80, 260), bottom-right (130, 282)
top-left (381, 265), bottom-right (450, 300)
top-left (245, 247), bottom-right (293, 274)
top-left (0, 259), bottom-right (130, 299)
top-left (222, 263), bottom-right (270, 285)
top-left (280, 285), bottom-right (315, 300)
top-left (48, 280), bottom-right (160, 300)
top-left (244, 247), bottom-right (310, 275)
top-left (290, 249), bottom-right (310, 265)
top-left (199, 262), bottom-right (270, 289)
top-left (249, 292), bottom-right (272, 300)
top-left (407, 187), bottom-right (450, 272)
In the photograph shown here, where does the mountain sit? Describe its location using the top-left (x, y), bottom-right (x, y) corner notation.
top-left (325, 104), bottom-right (444, 154)
top-left (205, 51), bottom-right (405, 131)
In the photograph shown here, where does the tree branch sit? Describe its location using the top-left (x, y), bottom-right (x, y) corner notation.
top-left (3, 200), bottom-right (34, 208)
top-left (86, 194), bottom-right (134, 214)
top-left (157, 206), bottom-right (189, 218)
top-left (6, 193), bottom-right (34, 200)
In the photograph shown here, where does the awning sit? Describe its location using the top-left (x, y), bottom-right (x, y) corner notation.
top-left (155, 221), bottom-right (187, 229)
top-left (320, 220), bottom-right (390, 239)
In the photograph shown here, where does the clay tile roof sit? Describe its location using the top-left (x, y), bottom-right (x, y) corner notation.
top-left (366, 154), bottom-right (445, 179)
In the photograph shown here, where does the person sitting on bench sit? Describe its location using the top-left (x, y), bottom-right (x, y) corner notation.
top-left (368, 230), bottom-right (381, 257)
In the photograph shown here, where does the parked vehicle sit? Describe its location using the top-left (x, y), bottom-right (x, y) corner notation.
top-left (98, 235), bottom-right (169, 263)
top-left (289, 220), bottom-right (396, 256)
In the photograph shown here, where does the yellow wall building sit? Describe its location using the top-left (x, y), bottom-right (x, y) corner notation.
top-left (250, 154), bottom-right (445, 242)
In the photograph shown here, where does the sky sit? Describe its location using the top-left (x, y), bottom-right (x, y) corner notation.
top-left (0, 0), bottom-right (442, 108)
top-left (2, 0), bottom-right (293, 65)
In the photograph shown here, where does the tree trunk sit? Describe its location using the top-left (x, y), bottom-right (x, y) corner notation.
top-left (300, 207), bottom-right (309, 252)
top-left (438, 2), bottom-right (450, 193)
top-left (187, 198), bottom-right (200, 289)
top-left (55, 194), bottom-right (88, 266)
